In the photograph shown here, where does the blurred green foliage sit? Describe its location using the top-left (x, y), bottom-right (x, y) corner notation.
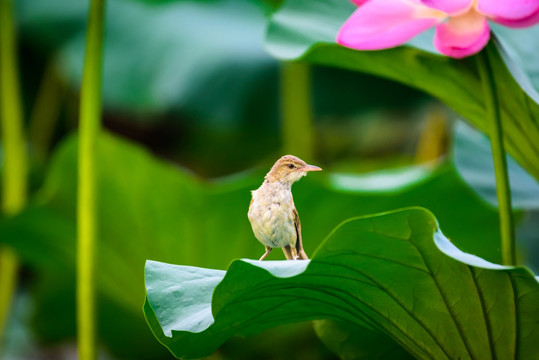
top-left (0, 130), bottom-right (508, 358)
top-left (0, 0), bottom-right (537, 358)
top-left (16, 0), bottom-right (429, 176)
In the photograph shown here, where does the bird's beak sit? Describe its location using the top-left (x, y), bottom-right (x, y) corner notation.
top-left (303, 164), bottom-right (322, 172)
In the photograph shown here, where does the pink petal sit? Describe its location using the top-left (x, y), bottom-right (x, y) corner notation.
top-left (477, 0), bottom-right (539, 28)
top-left (351, 0), bottom-right (370, 6)
top-left (337, 0), bottom-right (445, 50)
top-left (434, 9), bottom-right (490, 58)
top-left (420, 0), bottom-right (474, 16)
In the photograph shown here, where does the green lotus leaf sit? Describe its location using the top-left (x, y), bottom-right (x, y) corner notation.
top-left (144, 208), bottom-right (539, 359)
top-left (312, 319), bottom-right (414, 360)
top-left (265, 0), bottom-right (539, 181)
top-left (491, 24), bottom-right (539, 103)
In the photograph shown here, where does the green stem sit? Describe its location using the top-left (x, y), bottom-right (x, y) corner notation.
top-left (476, 42), bottom-right (516, 266)
top-left (77, 0), bottom-right (106, 359)
top-left (28, 62), bottom-right (63, 163)
top-left (0, 0), bottom-right (27, 346)
top-left (0, 249), bottom-right (18, 348)
top-left (280, 62), bottom-right (314, 161)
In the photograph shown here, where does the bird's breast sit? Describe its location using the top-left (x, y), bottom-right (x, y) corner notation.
top-left (248, 183), bottom-right (296, 248)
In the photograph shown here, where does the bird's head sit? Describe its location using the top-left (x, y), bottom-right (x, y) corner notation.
top-left (265, 155), bottom-right (322, 184)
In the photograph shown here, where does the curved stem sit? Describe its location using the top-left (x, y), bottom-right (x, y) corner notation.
top-left (0, 0), bottom-right (27, 345)
top-left (476, 42), bottom-right (515, 265)
top-left (280, 62), bottom-right (314, 161)
top-left (77, 0), bottom-right (106, 359)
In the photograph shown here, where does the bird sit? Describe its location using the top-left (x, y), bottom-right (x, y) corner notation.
top-left (248, 155), bottom-right (322, 261)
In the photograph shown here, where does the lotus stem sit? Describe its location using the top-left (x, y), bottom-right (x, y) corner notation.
top-left (0, 0), bottom-right (27, 345)
top-left (476, 42), bottom-right (515, 265)
top-left (77, 0), bottom-right (106, 358)
top-left (280, 62), bottom-right (314, 161)
top-left (28, 62), bottom-right (63, 162)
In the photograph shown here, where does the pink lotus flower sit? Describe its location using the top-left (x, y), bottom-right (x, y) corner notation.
top-left (337, 0), bottom-right (539, 58)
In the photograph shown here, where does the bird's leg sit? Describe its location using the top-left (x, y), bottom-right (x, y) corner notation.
top-left (259, 246), bottom-right (272, 261)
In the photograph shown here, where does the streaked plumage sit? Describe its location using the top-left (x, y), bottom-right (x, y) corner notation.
top-left (248, 155), bottom-right (322, 260)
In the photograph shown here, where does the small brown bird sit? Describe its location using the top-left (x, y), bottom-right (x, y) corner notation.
top-left (248, 155), bottom-right (322, 260)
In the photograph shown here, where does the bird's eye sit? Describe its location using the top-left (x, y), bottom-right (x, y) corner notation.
top-left (288, 164), bottom-right (295, 169)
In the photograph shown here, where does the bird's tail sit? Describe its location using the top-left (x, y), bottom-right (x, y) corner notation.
top-left (282, 245), bottom-right (309, 260)
top-left (298, 249), bottom-right (308, 260)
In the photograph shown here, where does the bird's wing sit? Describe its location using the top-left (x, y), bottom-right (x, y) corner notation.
top-left (292, 208), bottom-right (309, 260)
